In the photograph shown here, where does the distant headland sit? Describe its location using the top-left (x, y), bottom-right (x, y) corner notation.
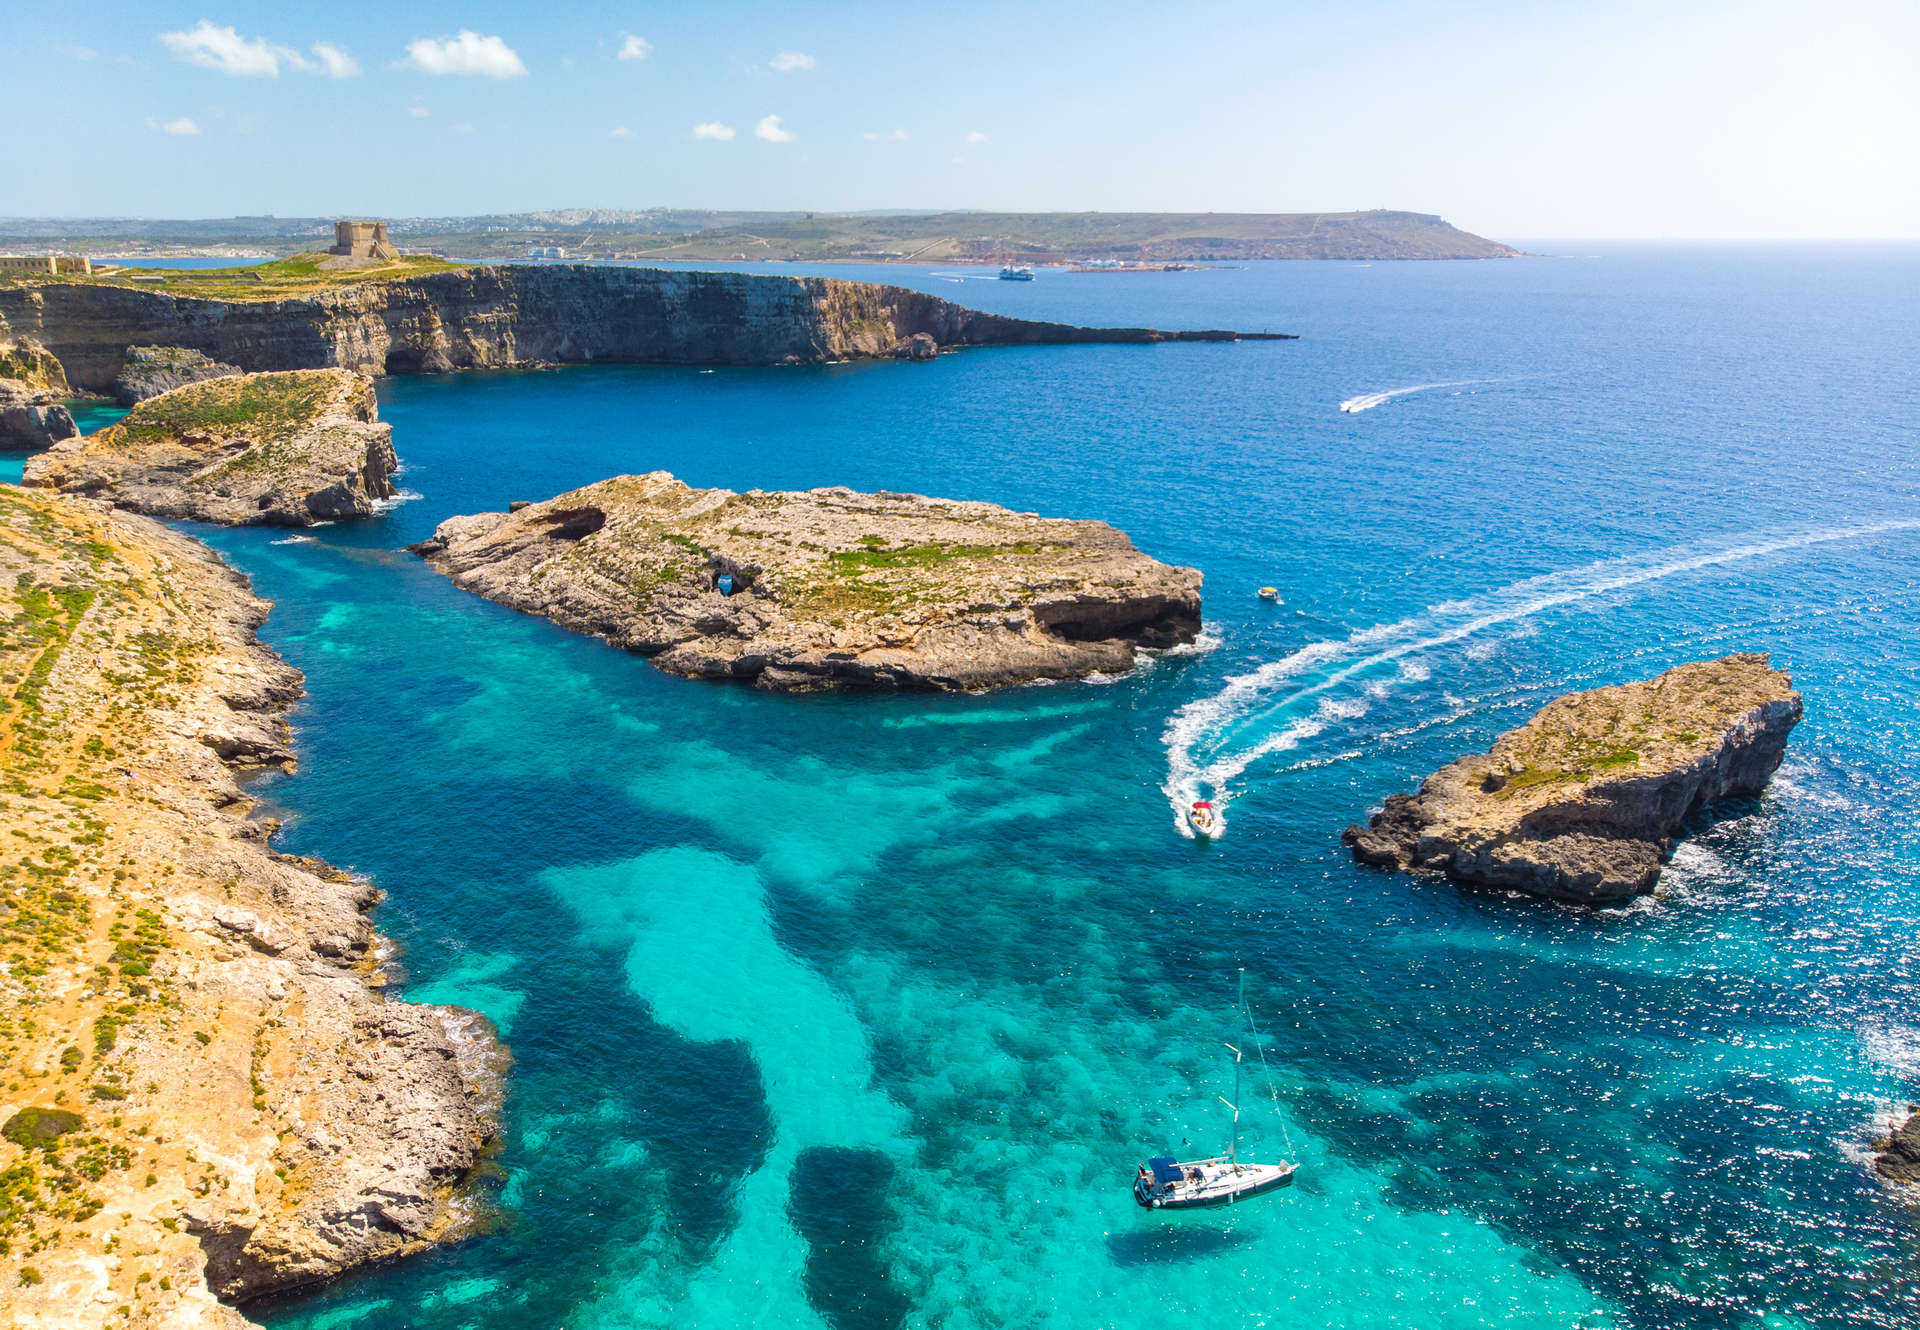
top-left (0, 208), bottom-right (1519, 264)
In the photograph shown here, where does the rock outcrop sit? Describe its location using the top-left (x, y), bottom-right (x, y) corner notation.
top-left (0, 377), bottom-right (78, 449)
top-left (24, 368), bottom-right (397, 526)
top-left (115, 344), bottom-right (243, 404)
top-left (411, 472), bottom-right (1202, 691)
top-left (1874, 1109), bottom-right (1920, 1184)
top-left (0, 486), bottom-right (503, 1328)
top-left (0, 264), bottom-right (1291, 393)
top-left (1342, 655), bottom-right (1802, 903)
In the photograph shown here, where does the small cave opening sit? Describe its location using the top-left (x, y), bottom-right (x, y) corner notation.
top-left (534, 507), bottom-right (606, 540)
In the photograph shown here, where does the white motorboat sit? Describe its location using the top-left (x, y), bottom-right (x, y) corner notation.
top-left (1186, 800), bottom-right (1218, 838)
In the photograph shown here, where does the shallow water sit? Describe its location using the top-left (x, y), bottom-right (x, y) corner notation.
top-left (158, 247), bottom-right (1920, 1329)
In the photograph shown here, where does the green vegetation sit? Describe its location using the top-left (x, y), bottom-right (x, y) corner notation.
top-left (1, 252), bottom-right (469, 301)
top-left (2, 1108), bottom-right (84, 1150)
top-left (828, 540), bottom-right (1046, 572)
top-left (117, 372), bottom-right (333, 444)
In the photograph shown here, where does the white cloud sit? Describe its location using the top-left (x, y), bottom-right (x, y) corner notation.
top-left (617, 33), bottom-right (651, 61)
top-left (890, 128), bottom-right (909, 141)
top-left (72, 45), bottom-right (97, 61)
top-left (159, 21), bottom-right (359, 78)
top-left (755, 114), bottom-right (794, 143)
top-left (692, 121), bottom-right (736, 140)
top-left (161, 21), bottom-right (286, 76)
top-left (309, 42), bottom-right (359, 78)
top-left (450, 121), bottom-right (476, 135)
top-left (965, 130), bottom-right (987, 144)
top-left (407, 104), bottom-right (430, 118)
top-left (769, 50), bottom-right (815, 72)
top-left (145, 116), bottom-right (204, 136)
top-left (610, 126), bottom-right (631, 138)
top-left (402, 30), bottom-right (527, 78)
top-left (862, 128), bottom-right (910, 142)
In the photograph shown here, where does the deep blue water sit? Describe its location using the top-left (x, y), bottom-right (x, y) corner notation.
top-left (114, 249), bottom-right (1920, 1328)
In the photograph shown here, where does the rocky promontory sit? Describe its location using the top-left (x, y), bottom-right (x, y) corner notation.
top-left (0, 486), bottom-right (502, 1327)
top-left (0, 262), bottom-right (1291, 393)
top-left (24, 368), bottom-right (397, 526)
top-left (0, 377), bottom-right (78, 450)
top-left (411, 473), bottom-right (1202, 691)
top-left (114, 344), bottom-right (243, 404)
top-left (1342, 655), bottom-right (1802, 903)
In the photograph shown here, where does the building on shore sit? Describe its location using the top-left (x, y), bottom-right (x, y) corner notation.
top-left (328, 220), bottom-right (398, 260)
top-left (0, 255), bottom-right (92, 276)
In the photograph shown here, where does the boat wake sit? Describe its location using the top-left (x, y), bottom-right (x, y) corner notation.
top-left (1339, 379), bottom-right (1500, 413)
top-left (1161, 520), bottom-right (1920, 834)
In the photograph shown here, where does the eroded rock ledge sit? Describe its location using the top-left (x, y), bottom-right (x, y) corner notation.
top-left (411, 472), bottom-right (1202, 691)
top-left (0, 487), bottom-right (502, 1328)
top-left (1874, 1108), bottom-right (1920, 1184)
top-left (1342, 654), bottom-right (1802, 903)
top-left (24, 368), bottom-right (397, 527)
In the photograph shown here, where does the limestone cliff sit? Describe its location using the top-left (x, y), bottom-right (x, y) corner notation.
top-left (411, 472), bottom-right (1202, 691)
top-left (24, 369), bottom-right (397, 527)
top-left (1342, 655), bottom-right (1802, 903)
top-left (0, 378), bottom-right (78, 450)
top-left (0, 486), bottom-right (503, 1329)
top-left (0, 264), bottom-right (1290, 393)
top-left (115, 346), bottom-right (243, 405)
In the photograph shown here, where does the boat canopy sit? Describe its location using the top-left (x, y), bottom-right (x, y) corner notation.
top-left (1147, 1157), bottom-right (1184, 1185)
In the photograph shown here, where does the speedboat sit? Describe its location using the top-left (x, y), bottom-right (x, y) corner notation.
top-left (1186, 800), bottom-right (1217, 838)
top-left (1258, 586), bottom-right (1281, 603)
top-left (1134, 1154), bottom-right (1297, 1209)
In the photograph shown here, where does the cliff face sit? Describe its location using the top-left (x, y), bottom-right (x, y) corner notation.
top-left (0, 377), bottom-right (78, 449)
top-left (24, 369), bottom-right (397, 527)
top-left (1343, 655), bottom-right (1802, 903)
top-left (412, 472), bottom-right (1202, 692)
top-left (0, 487), bottom-right (503, 1328)
top-left (0, 265), bottom-right (1287, 393)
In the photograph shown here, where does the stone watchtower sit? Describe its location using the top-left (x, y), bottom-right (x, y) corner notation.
top-left (328, 220), bottom-right (398, 260)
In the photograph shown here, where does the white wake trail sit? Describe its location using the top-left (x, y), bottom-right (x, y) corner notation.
top-left (1162, 520), bottom-right (1920, 832)
top-left (1339, 379), bottom-right (1495, 413)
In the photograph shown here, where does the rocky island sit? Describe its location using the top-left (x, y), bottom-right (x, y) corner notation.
top-left (1342, 654), bottom-right (1802, 903)
top-left (0, 260), bottom-right (1290, 393)
top-left (23, 369), bottom-right (397, 527)
top-left (0, 487), bottom-right (502, 1327)
top-left (1874, 1109), bottom-right (1920, 1184)
top-left (411, 473), bottom-right (1202, 691)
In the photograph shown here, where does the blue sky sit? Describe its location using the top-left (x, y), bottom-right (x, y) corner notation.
top-left (5, 0), bottom-right (1918, 238)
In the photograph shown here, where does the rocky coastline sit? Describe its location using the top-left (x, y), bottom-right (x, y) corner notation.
top-left (0, 487), bottom-right (503, 1327)
top-left (1342, 654), bottom-right (1802, 903)
top-left (1873, 1109), bottom-right (1920, 1184)
top-left (23, 369), bottom-right (397, 527)
top-left (0, 264), bottom-right (1292, 394)
top-left (411, 472), bottom-right (1202, 691)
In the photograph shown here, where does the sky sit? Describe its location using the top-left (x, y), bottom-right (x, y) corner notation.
top-left (4, 0), bottom-right (1918, 240)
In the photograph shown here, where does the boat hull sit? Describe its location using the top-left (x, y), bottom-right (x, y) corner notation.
top-left (1134, 1162), bottom-right (1296, 1209)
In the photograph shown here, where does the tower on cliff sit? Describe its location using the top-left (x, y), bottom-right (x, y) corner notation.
top-left (328, 221), bottom-right (398, 261)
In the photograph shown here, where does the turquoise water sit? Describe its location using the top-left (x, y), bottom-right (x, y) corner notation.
top-left (116, 249), bottom-right (1920, 1327)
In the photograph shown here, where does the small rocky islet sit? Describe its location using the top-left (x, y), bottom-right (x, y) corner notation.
top-left (23, 368), bottom-right (398, 527)
top-left (411, 472), bottom-right (1204, 691)
top-left (1342, 653), bottom-right (1802, 903)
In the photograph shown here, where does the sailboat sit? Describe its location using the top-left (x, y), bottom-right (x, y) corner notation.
top-left (1133, 973), bottom-right (1299, 1210)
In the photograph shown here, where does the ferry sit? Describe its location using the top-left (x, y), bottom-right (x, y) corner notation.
top-left (998, 265), bottom-right (1036, 281)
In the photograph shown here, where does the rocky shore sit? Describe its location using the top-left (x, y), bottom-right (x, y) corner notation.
top-left (1874, 1109), bottom-right (1920, 1184)
top-left (0, 486), bottom-right (503, 1328)
top-left (1342, 654), bottom-right (1802, 903)
top-left (0, 378), bottom-right (78, 450)
top-left (24, 369), bottom-right (397, 526)
top-left (0, 264), bottom-right (1292, 393)
top-left (411, 472), bottom-right (1203, 691)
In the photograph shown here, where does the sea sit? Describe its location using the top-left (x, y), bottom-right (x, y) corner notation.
top-left (11, 246), bottom-right (1920, 1329)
